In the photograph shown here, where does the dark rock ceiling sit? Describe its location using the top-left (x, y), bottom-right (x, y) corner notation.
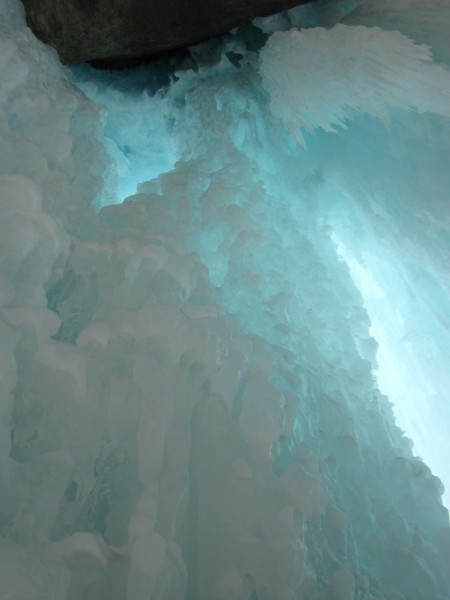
top-left (22, 0), bottom-right (313, 65)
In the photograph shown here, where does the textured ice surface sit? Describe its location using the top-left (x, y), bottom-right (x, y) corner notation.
top-left (70, 66), bottom-right (178, 204)
top-left (343, 0), bottom-right (450, 64)
top-left (1, 1), bottom-right (450, 599)
top-left (260, 24), bottom-right (450, 142)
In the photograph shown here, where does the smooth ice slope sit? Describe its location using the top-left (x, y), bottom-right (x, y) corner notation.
top-left (0, 1), bottom-right (450, 599)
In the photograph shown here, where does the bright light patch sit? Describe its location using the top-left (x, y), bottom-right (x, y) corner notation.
top-left (72, 67), bottom-right (179, 206)
top-left (333, 233), bottom-right (450, 508)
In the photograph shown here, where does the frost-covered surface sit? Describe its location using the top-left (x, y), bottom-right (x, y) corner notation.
top-left (260, 25), bottom-right (450, 141)
top-left (1, 1), bottom-right (450, 600)
top-left (343, 0), bottom-right (450, 65)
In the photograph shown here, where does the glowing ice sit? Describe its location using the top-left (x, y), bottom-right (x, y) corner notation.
top-left (0, 0), bottom-right (450, 599)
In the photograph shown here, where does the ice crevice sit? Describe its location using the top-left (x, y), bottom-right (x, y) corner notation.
top-left (0, 0), bottom-right (450, 599)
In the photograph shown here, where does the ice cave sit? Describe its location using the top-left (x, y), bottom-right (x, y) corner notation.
top-left (1, 0), bottom-right (450, 598)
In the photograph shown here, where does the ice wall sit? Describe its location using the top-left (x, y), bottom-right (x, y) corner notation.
top-left (0, 1), bottom-right (450, 599)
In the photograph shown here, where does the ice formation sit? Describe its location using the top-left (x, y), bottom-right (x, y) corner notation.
top-left (1, 0), bottom-right (450, 599)
top-left (260, 24), bottom-right (450, 140)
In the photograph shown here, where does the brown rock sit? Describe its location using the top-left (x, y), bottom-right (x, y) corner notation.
top-left (22, 0), bottom-right (312, 64)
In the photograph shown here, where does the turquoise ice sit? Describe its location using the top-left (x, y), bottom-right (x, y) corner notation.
top-left (0, 0), bottom-right (450, 598)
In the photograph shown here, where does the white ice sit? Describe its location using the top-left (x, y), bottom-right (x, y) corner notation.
top-left (0, 1), bottom-right (450, 599)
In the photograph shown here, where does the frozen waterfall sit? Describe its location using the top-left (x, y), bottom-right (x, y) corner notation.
top-left (1, 0), bottom-right (450, 599)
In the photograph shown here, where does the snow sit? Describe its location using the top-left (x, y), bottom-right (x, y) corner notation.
top-left (0, 1), bottom-right (450, 599)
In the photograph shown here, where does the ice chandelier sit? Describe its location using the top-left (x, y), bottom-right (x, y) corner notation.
top-left (0, 0), bottom-right (449, 599)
